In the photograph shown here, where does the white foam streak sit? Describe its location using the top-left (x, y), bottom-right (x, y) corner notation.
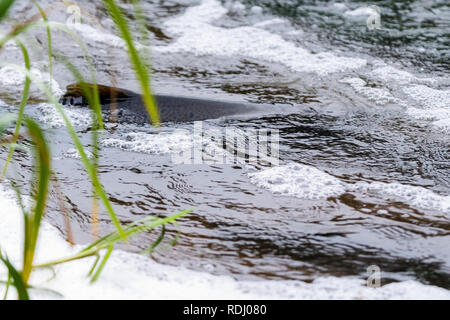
top-left (344, 7), bottom-right (378, 17)
top-left (404, 85), bottom-right (450, 110)
top-left (157, 0), bottom-right (366, 75)
top-left (36, 102), bottom-right (93, 128)
top-left (0, 66), bottom-right (62, 100)
top-left (403, 85), bottom-right (450, 128)
top-left (1, 181), bottom-right (449, 299)
top-left (372, 66), bottom-right (436, 85)
top-left (101, 131), bottom-right (193, 154)
top-left (350, 182), bottom-right (450, 213)
top-left (68, 23), bottom-right (127, 49)
top-left (249, 163), bottom-right (450, 214)
top-left (340, 77), bottom-right (398, 105)
top-left (248, 163), bottom-right (345, 200)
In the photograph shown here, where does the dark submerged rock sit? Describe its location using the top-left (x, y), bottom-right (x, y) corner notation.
top-left (59, 83), bottom-right (258, 124)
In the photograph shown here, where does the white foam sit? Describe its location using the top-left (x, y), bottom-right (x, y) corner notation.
top-left (248, 163), bottom-right (346, 200)
top-left (156, 0), bottom-right (366, 75)
top-left (402, 85), bottom-right (450, 126)
top-left (406, 107), bottom-right (450, 127)
top-left (341, 72), bottom-right (450, 126)
top-left (225, 1), bottom-right (246, 14)
top-left (371, 66), bottom-right (436, 86)
top-left (250, 5), bottom-right (264, 16)
top-left (0, 66), bottom-right (62, 101)
top-left (431, 118), bottom-right (450, 132)
top-left (68, 23), bottom-right (128, 49)
top-left (0, 33), bottom-right (17, 49)
top-left (340, 77), bottom-right (398, 105)
top-left (101, 125), bottom-right (270, 166)
top-left (253, 18), bottom-right (287, 28)
top-left (332, 3), bottom-right (348, 12)
top-left (403, 85), bottom-right (450, 110)
top-left (248, 163), bottom-right (450, 214)
top-left (1, 179), bottom-right (449, 299)
top-left (344, 7), bottom-right (377, 17)
top-left (350, 182), bottom-right (450, 213)
top-left (101, 130), bottom-right (194, 154)
top-left (62, 147), bottom-right (94, 159)
top-left (36, 102), bottom-right (93, 129)
top-left (406, 107), bottom-right (450, 121)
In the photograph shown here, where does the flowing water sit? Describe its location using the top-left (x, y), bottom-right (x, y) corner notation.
top-left (0, 0), bottom-right (449, 298)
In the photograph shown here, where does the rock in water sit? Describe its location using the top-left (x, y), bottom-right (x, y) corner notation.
top-left (59, 83), bottom-right (258, 124)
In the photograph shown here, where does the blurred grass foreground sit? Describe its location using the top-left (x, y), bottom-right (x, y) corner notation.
top-left (0, 0), bottom-right (190, 300)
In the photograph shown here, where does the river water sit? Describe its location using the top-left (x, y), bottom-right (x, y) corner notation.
top-left (0, 0), bottom-right (449, 298)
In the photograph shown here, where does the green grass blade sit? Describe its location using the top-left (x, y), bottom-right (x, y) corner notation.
top-left (33, 209), bottom-right (192, 269)
top-left (2, 273), bottom-right (11, 300)
top-left (143, 224), bottom-right (165, 255)
top-left (58, 57), bottom-right (103, 130)
top-left (87, 254), bottom-right (100, 277)
top-left (104, 0), bottom-right (160, 125)
top-left (0, 114), bottom-right (16, 136)
top-left (32, 1), bottom-right (52, 92)
top-left (89, 245), bottom-right (113, 283)
top-left (0, 62), bottom-right (125, 239)
top-left (0, 6), bottom-right (193, 290)
top-left (9, 179), bottom-right (27, 215)
top-left (55, 59), bottom-right (104, 235)
top-left (130, 0), bottom-right (152, 70)
top-left (1, 41), bottom-right (31, 179)
top-left (0, 0), bottom-right (14, 22)
top-left (21, 117), bottom-right (51, 284)
top-left (0, 251), bottom-right (29, 300)
top-left (0, 20), bottom-right (103, 130)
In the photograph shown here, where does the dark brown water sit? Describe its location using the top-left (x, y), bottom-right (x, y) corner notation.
top-left (0, 0), bottom-right (449, 290)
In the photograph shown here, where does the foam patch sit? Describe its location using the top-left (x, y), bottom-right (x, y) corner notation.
top-left (68, 23), bottom-right (129, 49)
top-left (248, 163), bottom-right (345, 200)
top-left (157, 0), bottom-right (367, 75)
top-left (350, 182), bottom-right (450, 214)
top-left (248, 163), bottom-right (449, 213)
top-left (1, 183), bottom-right (449, 299)
top-left (344, 7), bottom-right (378, 17)
top-left (62, 148), bottom-right (94, 159)
top-left (371, 66), bottom-right (436, 85)
top-left (340, 77), bottom-right (399, 105)
top-left (0, 66), bottom-right (63, 101)
top-left (101, 131), bottom-right (194, 155)
top-left (403, 85), bottom-right (450, 110)
top-left (36, 103), bottom-right (93, 129)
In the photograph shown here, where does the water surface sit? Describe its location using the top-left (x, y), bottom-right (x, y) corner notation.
top-left (0, 0), bottom-right (449, 292)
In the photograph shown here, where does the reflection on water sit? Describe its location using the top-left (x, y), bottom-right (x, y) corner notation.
top-left (0, 0), bottom-right (449, 291)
